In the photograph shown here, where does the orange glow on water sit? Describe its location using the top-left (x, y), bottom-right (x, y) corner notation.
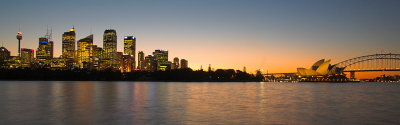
top-left (345, 71), bottom-right (400, 79)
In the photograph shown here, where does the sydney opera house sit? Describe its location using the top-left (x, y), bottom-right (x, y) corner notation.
top-left (297, 59), bottom-right (345, 77)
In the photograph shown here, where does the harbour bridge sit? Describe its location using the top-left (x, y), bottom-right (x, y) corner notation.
top-left (333, 53), bottom-right (400, 79)
top-left (265, 53), bottom-right (400, 80)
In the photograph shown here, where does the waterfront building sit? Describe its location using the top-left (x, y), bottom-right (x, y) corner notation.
top-left (103, 29), bottom-right (117, 69)
top-left (77, 35), bottom-right (93, 69)
top-left (297, 59), bottom-right (344, 77)
top-left (145, 55), bottom-right (156, 71)
top-left (124, 36), bottom-right (136, 70)
top-left (138, 51), bottom-right (145, 70)
top-left (36, 37), bottom-right (53, 65)
top-left (21, 48), bottom-right (34, 68)
top-left (180, 59), bottom-right (188, 69)
top-left (153, 49), bottom-right (169, 71)
top-left (62, 27), bottom-right (76, 59)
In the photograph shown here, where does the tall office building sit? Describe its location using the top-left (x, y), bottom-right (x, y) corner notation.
top-left (62, 27), bottom-right (76, 59)
top-left (77, 35), bottom-right (93, 69)
top-left (138, 51), bottom-right (145, 70)
top-left (180, 59), bottom-right (188, 69)
top-left (116, 52), bottom-right (123, 69)
top-left (153, 49), bottom-right (169, 71)
top-left (145, 55), bottom-right (156, 71)
top-left (124, 36), bottom-right (136, 70)
top-left (0, 47), bottom-right (10, 62)
top-left (21, 48), bottom-right (34, 67)
top-left (171, 57), bottom-right (179, 69)
top-left (124, 36), bottom-right (136, 55)
top-left (103, 29), bottom-right (117, 69)
top-left (36, 37), bottom-right (54, 64)
top-left (92, 45), bottom-right (102, 69)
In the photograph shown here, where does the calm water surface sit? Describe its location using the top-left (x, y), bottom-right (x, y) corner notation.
top-left (0, 81), bottom-right (399, 125)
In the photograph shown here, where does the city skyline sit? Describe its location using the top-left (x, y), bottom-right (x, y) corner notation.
top-left (1, 0), bottom-right (400, 78)
top-left (0, 24), bottom-right (193, 73)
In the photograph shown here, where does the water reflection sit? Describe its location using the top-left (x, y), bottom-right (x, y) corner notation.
top-left (0, 82), bottom-right (399, 124)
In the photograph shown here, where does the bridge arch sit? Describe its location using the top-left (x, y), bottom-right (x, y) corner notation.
top-left (333, 53), bottom-right (400, 72)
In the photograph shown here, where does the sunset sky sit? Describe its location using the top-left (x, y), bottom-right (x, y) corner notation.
top-left (1, 0), bottom-right (400, 78)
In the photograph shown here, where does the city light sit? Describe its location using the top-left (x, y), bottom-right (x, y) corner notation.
top-left (0, 28), bottom-right (189, 72)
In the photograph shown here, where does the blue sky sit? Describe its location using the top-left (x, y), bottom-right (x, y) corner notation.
top-left (1, 0), bottom-right (400, 73)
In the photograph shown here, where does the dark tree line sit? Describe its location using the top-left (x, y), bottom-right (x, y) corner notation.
top-left (0, 68), bottom-right (264, 82)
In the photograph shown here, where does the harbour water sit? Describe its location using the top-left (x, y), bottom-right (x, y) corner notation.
top-left (0, 81), bottom-right (399, 125)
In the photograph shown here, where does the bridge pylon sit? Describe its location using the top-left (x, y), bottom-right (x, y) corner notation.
top-left (350, 71), bottom-right (356, 80)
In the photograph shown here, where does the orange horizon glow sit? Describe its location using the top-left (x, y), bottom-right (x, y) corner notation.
top-left (4, 34), bottom-right (399, 79)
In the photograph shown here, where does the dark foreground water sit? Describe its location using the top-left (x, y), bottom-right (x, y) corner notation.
top-left (0, 81), bottom-right (399, 125)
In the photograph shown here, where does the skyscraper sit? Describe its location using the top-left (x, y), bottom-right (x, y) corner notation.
top-left (92, 45), bottom-right (102, 69)
top-left (116, 52), bottom-right (123, 69)
top-left (21, 48), bottom-right (34, 68)
top-left (62, 27), bottom-right (76, 59)
top-left (77, 35), bottom-right (93, 69)
top-left (36, 37), bottom-right (54, 64)
top-left (171, 57), bottom-right (179, 69)
top-left (145, 55), bottom-right (156, 71)
top-left (180, 59), bottom-right (188, 69)
top-left (153, 49), bottom-right (169, 71)
top-left (138, 51), bottom-right (145, 70)
top-left (124, 36), bottom-right (136, 55)
top-left (103, 29), bottom-right (117, 69)
top-left (124, 36), bottom-right (136, 70)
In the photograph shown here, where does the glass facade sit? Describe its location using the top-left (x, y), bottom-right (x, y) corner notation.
top-left (103, 29), bottom-right (117, 69)
top-left (138, 51), bottom-right (145, 70)
top-left (21, 48), bottom-right (34, 68)
top-left (153, 49), bottom-right (169, 71)
top-left (145, 55), bottom-right (156, 71)
top-left (77, 35), bottom-right (93, 69)
top-left (124, 36), bottom-right (136, 70)
top-left (62, 28), bottom-right (75, 59)
top-left (36, 37), bottom-right (54, 65)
